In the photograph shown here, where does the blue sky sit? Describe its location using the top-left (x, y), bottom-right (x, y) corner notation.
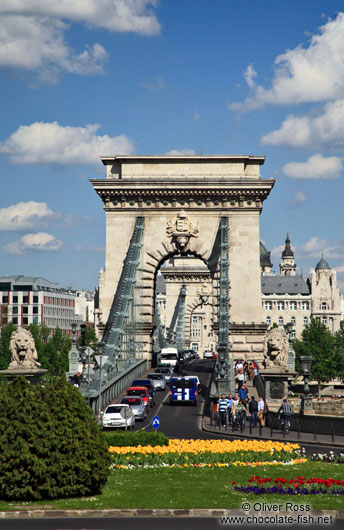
top-left (1, 0), bottom-right (344, 291)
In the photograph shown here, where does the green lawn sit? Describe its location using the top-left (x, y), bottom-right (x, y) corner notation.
top-left (1, 463), bottom-right (344, 511)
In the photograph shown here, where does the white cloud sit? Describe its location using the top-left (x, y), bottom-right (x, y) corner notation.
top-left (228, 13), bottom-right (344, 111)
top-left (288, 190), bottom-right (307, 207)
top-left (138, 75), bottom-right (165, 91)
top-left (193, 110), bottom-right (200, 121)
top-left (299, 236), bottom-right (344, 261)
top-left (261, 99), bottom-right (344, 149)
top-left (0, 201), bottom-right (56, 231)
top-left (4, 232), bottom-right (63, 254)
top-left (0, 1), bottom-right (160, 84)
top-left (164, 149), bottom-right (196, 156)
top-left (270, 244), bottom-right (285, 259)
top-left (244, 64), bottom-right (257, 88)
top-left (282, 154), bottom-right (343, 180)
top-left (0, 122), bottom-right (135, 165)
top-left (0, 1), bottom-right (161, 35)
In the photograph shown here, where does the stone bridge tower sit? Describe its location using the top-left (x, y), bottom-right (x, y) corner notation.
top-left (91, 155), bottom-right (274, 362)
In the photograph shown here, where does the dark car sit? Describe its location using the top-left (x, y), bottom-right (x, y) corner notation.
top-left (131, 379), bottom-right (156, 407)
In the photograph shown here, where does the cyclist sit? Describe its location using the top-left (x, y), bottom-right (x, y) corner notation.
top-left (278, 398), bottom-right (292, 433)
top-left (234, 399), bottom-right (248, 430)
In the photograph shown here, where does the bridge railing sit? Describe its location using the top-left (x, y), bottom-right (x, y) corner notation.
top-left (82, 358), bottom-right (147, 416)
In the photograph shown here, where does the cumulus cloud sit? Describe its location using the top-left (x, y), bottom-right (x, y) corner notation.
top-left (244, 64), bottom-right (257, 88)
top-left (228, 13), bottom-right (344, 111)
top-left (4, 232), bottom-right (63, 254)
top-left (0, 122), bottom-right (135, 165)
top-left (0, 201), bottom-right (56, 231)
top-left (0, 1), bottom-right (160, 84)
top-left (164, 149), bottom-right (196, 156)
top-left (282, 154), bottom-right (343, 179)
top-left (298, 236), bottom-right (344, 261)
top-left (288, 191), bottom-right (307, 208)
top-left (261, 99), bottom-right (344, 149)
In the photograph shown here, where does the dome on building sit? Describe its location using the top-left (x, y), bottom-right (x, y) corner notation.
top-left (315, 255), bottom-right (330, 270)
top-left (282, 232), bottom-right (294, 257)
top-left (260, 242), bottom-right (273, 268)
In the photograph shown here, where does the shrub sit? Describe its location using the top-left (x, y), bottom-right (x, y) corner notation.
top-left (0, 376), bottom-right (110, 501)
top-left (103, 430), bottom-right (169, 447)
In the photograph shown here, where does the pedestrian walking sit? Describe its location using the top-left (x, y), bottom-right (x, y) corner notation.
top-left (236, 369), bottom-right (245, 390)
top-left (218, 393), bottom-right (230, 427)
top-left (238, 383), bottom-right (249, 404)
top-left (258, 396), bottom-right (265, 427)
top-left (249, 395), bottom-right (258, 427)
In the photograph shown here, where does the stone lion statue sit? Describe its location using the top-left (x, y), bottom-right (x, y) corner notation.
top-left (9, 328), bottom-right (41, 369)
top-left (263, 327), bottom-right (288, 368)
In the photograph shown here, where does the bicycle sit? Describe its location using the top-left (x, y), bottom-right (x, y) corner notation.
top-left (279, 413), bottom-right (290, 434)
top-left (233, 412), bottom-right (246, 433)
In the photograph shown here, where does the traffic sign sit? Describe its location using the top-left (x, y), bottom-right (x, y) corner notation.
top-left (152, 415), bottom-right (160, 430)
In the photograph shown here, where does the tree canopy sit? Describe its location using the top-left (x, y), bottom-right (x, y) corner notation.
top-left (293, 318), bottom-right (344, 392)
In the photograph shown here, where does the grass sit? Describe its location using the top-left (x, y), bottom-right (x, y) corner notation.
top-left (1, 463), bottom-right (344, 512)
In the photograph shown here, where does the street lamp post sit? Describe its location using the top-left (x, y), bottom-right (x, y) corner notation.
top-left (79, 324), bottom-right (88, 392)
top-left (94, 341), bottom-right (108, 421)
top-left (300, 355), bottom-right (313, 414)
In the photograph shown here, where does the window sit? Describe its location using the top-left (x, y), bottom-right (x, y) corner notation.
top-left (33, 295), bottom-right (38, 303)
top-left (264, 301), bottom-right (272, 310)
top-left (12, 306), bottom-right (18, 314)
top-left (289, 301), bottom-right (297, 310)
top-left (23, 296), bottom-right (28, 304)
top-left (266, 316), bottom-right (271, 325)
top-left (12, 296), bottom-right (18, 303)
top-left (191, 328), bottom-right (201, 338)
top-left (290, 331), bottom-right (296, 338)
top-left (322, 316), bottom-right (327, 325)
top-left (291, 316), bottom-right (296, 325)
top-left (302, 301), bottom-right (309, 310)
top-left (277, 301), bottom-right (285, 310)
top-left (321, 302), bottom-right (328, 310)
top-left (22, 317), bottom-right (28, 325)
top-left (191, 343), bottom-right (199, 352)
top-left (33, 317), bottom-right (38, 324)
top-left (33, 306), bottom-right (39, 314)
top-left (278, 316), bottom-right (284, 325)
top-left (303, 317), bottom-right (308, 326)
top-left (2, 296), bottom-right (8, 304)
top-left (12, 317), bottom-right (18, 325)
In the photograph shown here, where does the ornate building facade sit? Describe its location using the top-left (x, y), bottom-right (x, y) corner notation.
top-left (261, 235), bottom-right (342, 338)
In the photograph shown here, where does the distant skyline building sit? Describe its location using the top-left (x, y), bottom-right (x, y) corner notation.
top-left (0, 275), bottom-right (88, 335)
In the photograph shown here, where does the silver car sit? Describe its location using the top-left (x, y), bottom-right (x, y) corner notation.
top-left (147, 373), bottom-right (167, 391)
top-left (120, 396), bottom-right (147, 421)
top-left (155, 366), bottom-right (173, 383)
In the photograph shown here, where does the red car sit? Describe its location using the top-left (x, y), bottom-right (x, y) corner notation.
top-left (126, 386), bottom-right (150, 409)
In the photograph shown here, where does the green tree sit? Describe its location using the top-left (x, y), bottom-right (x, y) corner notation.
top-left (77, 325), bottom-right (98, 353)
top-left (293, 318), bottom-right (344, 395)
top-left (0, 376), bottom-right (110, 500)
top-left (0, 323), bottom-right (16, 370)
top-left (38, 327), bottom-right (71, 376)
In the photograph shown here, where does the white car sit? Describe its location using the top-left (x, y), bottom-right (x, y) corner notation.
top-left (204, 351), bottom-right (216, 360)
top-left (102, 404), bottom-right (135, 430)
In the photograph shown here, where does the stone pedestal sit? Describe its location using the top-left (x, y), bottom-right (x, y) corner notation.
top-left (0, 368), bottom-right (48, 385)
top-left (261, 367), bottom-right (296, 412)
top-left (301, 395), bottom-right (314, 415)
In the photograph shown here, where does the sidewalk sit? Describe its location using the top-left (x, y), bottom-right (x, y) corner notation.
top-left (205, 376), bottom-right (344, 447)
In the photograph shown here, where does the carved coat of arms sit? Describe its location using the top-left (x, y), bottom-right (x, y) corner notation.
top-left (197, 282), bottom-right (211, 304)
top-left (166, 210), bottom-right (199, 251)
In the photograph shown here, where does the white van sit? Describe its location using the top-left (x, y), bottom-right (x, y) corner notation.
top-left (160, 347), bottom-right (178, 368)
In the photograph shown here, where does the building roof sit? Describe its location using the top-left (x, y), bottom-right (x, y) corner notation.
top-left (260, 241), bottom-right (273, 268)
top-left (0, 275), bottom-right (67, 293)
top-left (315, 256), bottom-right (331, 270)
top-left (282, 233), bottom-right (294, 258)
top-left (261, 275), bottom-right (310, 295)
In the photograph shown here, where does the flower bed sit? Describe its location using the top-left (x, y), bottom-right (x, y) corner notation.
top-left (109, 439), bottom-right (305, 468)
top-left (233, 474), bottom-right (344, 495)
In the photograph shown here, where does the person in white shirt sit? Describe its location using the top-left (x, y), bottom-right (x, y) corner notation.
top-left (258, 397), bottom-right (265, 427)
